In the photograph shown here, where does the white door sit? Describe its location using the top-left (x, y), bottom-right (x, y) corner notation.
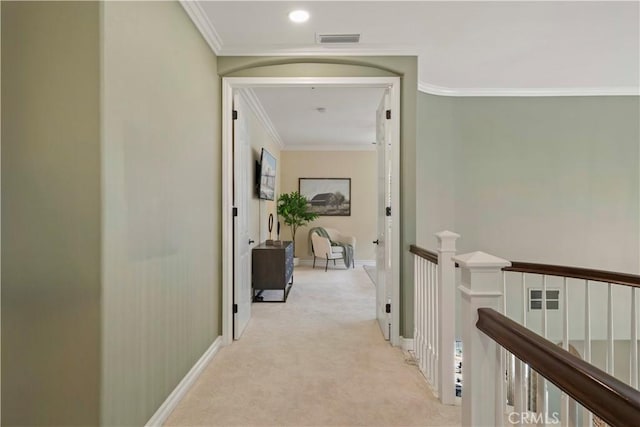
top-left (233, 93), bottom-right (252, 339)
top-left (375, 89), bottom-right (392, 340)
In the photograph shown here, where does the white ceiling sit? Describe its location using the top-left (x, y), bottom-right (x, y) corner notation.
top-left (251, 86), bottom-right (385, 150)
top-left (198, 1), bottom-right (640, 95)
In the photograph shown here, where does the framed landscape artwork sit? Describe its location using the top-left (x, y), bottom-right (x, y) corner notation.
top-left (299, 178), bottom-right (351, 216)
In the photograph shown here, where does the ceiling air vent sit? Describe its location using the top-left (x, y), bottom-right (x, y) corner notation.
top-left (316, 33), bottom-right (361, 44)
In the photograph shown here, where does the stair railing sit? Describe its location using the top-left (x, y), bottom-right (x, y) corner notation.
top-left (410, 231), bottom-right (459, 405)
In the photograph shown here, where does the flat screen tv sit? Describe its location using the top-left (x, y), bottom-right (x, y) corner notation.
top-left (258, 148), bottom-right (276, 200)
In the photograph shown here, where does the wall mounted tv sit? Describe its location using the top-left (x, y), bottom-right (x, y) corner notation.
top-left (258, 148), bottom-right (276, 200)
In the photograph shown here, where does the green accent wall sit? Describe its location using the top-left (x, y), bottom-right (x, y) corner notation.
top-left (417, 92), bottom-right (640, 274)
top-left (416, 94), bottom-right (456, 253)
top-left (2, 2), bottom-right (102, 425)
top-left (100, 2), bottom-right (221, 425)
top-left (217, 56), bottom-right (418, 338)
top-left (2, 2), bottom-right (222, 425)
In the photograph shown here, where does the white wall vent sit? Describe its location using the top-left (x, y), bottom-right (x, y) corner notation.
top-left (316, 33), bottom-right (361, 44)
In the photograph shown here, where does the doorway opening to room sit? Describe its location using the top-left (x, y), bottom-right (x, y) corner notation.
top-left (222, 77), bottom-right (401, 347)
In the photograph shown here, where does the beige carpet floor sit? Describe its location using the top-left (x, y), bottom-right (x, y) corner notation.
top-left (164, 265), bottom-right (461, 427)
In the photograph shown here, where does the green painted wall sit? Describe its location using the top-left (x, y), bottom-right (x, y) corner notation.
top-left (100, 1), bottom-right (221, 425)
top-left (217, 56), bottom-right (418, 337)
top-left (416, 94), bottom-right (456, 252)
top-left (454, 96), bottom-right (640, 273)
top-left (416, 92), bottom-right (640, 275)
top-left (1, 2), bottom-right (101, 425)
top-left (2, 2), bottom-right (222, 425)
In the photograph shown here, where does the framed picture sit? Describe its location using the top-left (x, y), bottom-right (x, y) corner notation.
top-left (299, 178), bottom-right (351, 216)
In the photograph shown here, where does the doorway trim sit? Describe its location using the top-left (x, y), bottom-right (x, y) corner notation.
top-left (222, 76), bottom-right (401, 346)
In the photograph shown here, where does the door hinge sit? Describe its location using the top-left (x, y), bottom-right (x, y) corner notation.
top-left (385, 303), bottom-right (391, 313)
top-left (232, 110), bottom-right (238, 120)
top-left (386, 206), bottom-right (391, 217)
top-left (386, 109), bottom-right (391, 120)
top-left (232, 207), bottom-right (238, 217)
top-left (233, 304), bottom-right (238, 314)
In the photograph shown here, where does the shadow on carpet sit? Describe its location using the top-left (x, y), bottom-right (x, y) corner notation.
top-left (363, 265), bottom-right (376, 285)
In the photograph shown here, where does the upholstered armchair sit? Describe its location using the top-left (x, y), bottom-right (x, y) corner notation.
top-left (311, 233), bottom-right (345, 271)
top-left (309, 227), bottom-right (356, 270)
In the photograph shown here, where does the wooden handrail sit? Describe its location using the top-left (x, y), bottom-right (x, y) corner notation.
top-left (476, 308), bottom-right (640, 426)
top-left (503, 261), bottom-right (640, 288)
top-left (409, 244), bottom-right (438, 264)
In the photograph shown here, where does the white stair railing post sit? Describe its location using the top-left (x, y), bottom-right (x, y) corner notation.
top-left (454, 251), bottom-right (511, 427)
top-left (436, 230), bottom-right (460, 405)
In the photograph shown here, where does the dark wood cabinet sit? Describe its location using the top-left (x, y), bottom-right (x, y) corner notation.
top-left (252, 241), bottom-right (294, 302)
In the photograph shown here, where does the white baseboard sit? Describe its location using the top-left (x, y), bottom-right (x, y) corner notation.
top-left (297, 259), bottom-right (375, 267)
top-left (400, 337), bottom-right (415, 351)
top-left (145, 336), bottom-right (223, 426)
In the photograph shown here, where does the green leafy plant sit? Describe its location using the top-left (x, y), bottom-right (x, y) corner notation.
top-left (277, 191), bottom-right (318, 256)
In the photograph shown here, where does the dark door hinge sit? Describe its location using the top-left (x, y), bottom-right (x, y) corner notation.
top-left (386, 206), bottom-right (391, 217)
top-left (386, 109), bottom-right (391, 120)
top-left (232, 110), bottom-right (238, 120)
top-left (232, 207), bottom-right (238, 217)
top-left (385, 303), bottom-right (391, 314)
top-left (233, 304), bottom-right (238, 314)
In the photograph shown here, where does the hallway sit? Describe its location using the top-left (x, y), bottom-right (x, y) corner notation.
top-left (165, 266), bottom-right (461, 426)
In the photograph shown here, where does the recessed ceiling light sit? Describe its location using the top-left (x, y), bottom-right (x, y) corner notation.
top-left (289, 10), bottom-right (310, 23)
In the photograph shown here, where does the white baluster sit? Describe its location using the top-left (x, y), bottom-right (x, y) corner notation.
top-left (583, 281), bottom-right (592, 427)
top-left (434, 262), bottom-right (439, 394)
top-left (514, 358), bottom-right (524, 426)
top-left (425, 262), bottom-right (433, 386)
top-left (538, 276), bottom-right (548, 427)
top-left (502, 271), bottom-right (507, 315)
top-left (607, 283), bottom-right (614, 376)
top-left (436, 230), bottom-right (459, 405)
top-left (428, 261), bottom-right (434, 384)
top-left (420, 258), bottom-right (427, 377)
top-left (561, 278), bottom-right (570, 427)
top-left (419, 258), bottom-right (424, 374)
top-left (631, 287), bottom-right (638, 388)
top-left (431, 261), bottom-right (436, 387)
top-left (499, 273), bottom-right (507, 426)
top-left (416, 257), bottom-right (422, 373)
top-left (513, 273), bottom-right (526, 426)
top-left (496, 346), bottom-right (505, 427)
top-left (424, 258), bottom-right (428, 377)
top-left (542, 275), bottom-right (548, 338)
top-left (414, 255), bottom-right (422, 375)
top-left (425, 259), bottom-right (429, 378)
top-left (522, 274), bottom-right (527, 329)
top-left (423, 258), bottom-right (427, 376)
top-left (516, 273), bottom-right (529, 425)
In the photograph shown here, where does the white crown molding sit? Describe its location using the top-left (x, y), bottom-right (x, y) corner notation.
top-left (219, 44), bottom-right (419, 57)
top-left (179, 0), bottom-right (223, 54)
top-left (238, 89), bottom-right (285, 149)
top-left (282, 144), bottom-right (376, 152)
top-left (145, 336), bottom-right (222, 427)
top-left (418, 81), bottom-right (640, 97)
top-left (180, 5), bottom-right (639, 98)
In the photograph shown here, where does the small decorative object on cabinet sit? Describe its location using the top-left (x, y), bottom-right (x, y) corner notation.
top-left (266, 213), bottom-right (274, 246)
top-left (252, 241), bottom-right (294, 302)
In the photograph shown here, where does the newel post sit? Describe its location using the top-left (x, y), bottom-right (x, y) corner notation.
top-left (436, 230), bottom-right (460, 405)
top-left (453, 251), bottom-right (511, 427)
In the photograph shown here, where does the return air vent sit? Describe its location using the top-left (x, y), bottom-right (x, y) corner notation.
top-left (316, 33), bottom-right (361, 44)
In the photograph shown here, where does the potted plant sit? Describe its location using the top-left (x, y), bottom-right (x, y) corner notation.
top-left (277, 191), bottom-right (318, 263)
